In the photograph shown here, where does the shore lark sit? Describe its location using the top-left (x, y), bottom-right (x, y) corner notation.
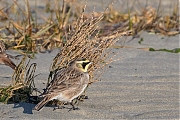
top-left (0, 41), bottom-right (16, 70)
top-left (34, 58), bottom-right (92, 111)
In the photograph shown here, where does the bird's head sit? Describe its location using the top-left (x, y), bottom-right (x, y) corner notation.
top-left (70, 58), bottom-right (92, 72)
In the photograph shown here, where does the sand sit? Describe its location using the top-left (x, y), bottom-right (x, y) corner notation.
top-left (0, 31), bottom-right (179, 119)
top-left (0, 0), bottom-right (179, 119)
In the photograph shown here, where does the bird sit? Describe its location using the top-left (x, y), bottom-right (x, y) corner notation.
top-left (33, 58), bottom-right (92, 111)
top-left (0, 41), bottom-right (17, 70)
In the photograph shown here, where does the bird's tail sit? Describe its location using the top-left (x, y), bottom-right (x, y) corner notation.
top-left (33, 96), bottom-right (51, 111)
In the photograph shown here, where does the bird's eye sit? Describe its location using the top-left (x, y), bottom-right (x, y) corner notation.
top-left (76, 63), bottom-right (82, 68)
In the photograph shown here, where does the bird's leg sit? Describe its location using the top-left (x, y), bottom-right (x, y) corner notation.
top-left (53, 105), bottom-right (65, 111)
top-left (53, 101), bottom-right (65, 111)
top-left (78, 94), bottom-right (88, 101)
top-left (68, 100), bottom-right (80, 111)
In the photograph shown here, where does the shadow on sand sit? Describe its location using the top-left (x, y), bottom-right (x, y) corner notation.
top-left (13, 102), bottom-right (36, 114)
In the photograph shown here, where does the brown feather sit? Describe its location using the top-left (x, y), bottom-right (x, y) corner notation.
top-left (33, 96), bottom-right (52, 111)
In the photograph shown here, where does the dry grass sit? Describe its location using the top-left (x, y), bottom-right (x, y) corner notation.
top-left (95, 0), bottom-right (179, 37)
top-left (0, 0), bottom-right (178, 54)
top-left (0, 0), bottom-right (81, 54)
top-left (48, 6), bottom-right (129, 84)
top-left (0, 56), bottom-right (38, 103)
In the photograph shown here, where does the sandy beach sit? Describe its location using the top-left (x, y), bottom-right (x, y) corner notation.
top-left (0, 31), bottom-right (179, 119)
top-left (0, 0), bottom-right (179, 119)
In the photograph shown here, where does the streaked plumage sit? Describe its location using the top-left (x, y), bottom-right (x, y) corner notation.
top-left (34, 58), bottom-right (92, 111)
top-left (0, 41), bottom-right (16, 70)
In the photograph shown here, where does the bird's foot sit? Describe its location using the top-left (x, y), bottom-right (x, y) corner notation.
top-left (53, 105), bottom-right (65, 111)
top-left (68, 102), bottom-right (80, 112)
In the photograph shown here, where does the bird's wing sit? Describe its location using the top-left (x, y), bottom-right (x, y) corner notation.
top-left (44, 68), bottom-right (85, 95)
